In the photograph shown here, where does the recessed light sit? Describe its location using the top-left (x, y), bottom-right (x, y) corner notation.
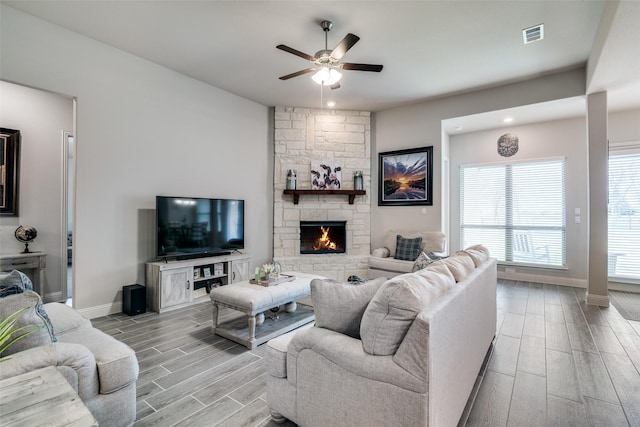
top-left (503, 117), bottom-right (514, 123)
top-left (326, 101), bottom-right (336, 108)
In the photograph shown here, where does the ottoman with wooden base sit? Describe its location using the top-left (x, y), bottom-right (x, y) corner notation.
top-left (209, 272), bottom-right (325, 349)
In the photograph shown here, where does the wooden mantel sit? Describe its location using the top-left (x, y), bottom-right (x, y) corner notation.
top-left (283, 189), bottom-right (366, 205)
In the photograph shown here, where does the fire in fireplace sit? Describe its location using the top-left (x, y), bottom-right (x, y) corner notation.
top-left (300, 221), bottom-right (346, 254)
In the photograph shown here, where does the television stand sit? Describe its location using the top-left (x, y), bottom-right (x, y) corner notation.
top-left (146, 253), bottom-right (252, 313)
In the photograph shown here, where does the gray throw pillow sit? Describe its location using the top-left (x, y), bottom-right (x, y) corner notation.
top-left (0, 270), bottom-right (56, 342)
top-left (0, 290), bottom-right (55, 357)
top-left (412, 251), bottom-right (433, 272)
top-left (311, 277), bottom-right (387, 339)
top-left (394, 235), bottom-right (423, 261)
top-left (360, 273), bottom-right (453, 355)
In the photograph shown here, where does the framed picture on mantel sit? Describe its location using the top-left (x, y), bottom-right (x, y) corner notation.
top-left (0, 128), bottom-right (20, 216)
top-left (378, 146), bottom-right (433, 206)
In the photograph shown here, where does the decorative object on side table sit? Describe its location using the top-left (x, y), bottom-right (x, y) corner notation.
top-left (14, 225), bottom-right (37, 253)
top-left (378, 146), bottom-right (433, 206)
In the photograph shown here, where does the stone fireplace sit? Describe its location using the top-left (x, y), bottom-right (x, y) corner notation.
top-left (272, 107), bottom-right (371, 280)
top-left (300, 221), bottom-right (346, 254)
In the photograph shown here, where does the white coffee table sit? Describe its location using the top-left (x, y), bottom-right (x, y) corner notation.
top-left (209, 271), bottom-right (325, 349)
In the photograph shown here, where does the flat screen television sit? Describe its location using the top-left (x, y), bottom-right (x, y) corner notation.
top-left (156, 196), bottom-right (244, 259)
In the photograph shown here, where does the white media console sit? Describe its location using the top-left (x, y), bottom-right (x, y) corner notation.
top-left (146, 252), bottom-right (252, 313)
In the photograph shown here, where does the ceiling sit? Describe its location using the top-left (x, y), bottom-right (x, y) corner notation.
top-left (4, 1), bottom-right (640, 133)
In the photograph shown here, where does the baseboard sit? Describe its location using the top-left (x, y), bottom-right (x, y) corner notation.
top-left (497, 271), bottom-right (587, 288)
top-left (76, 300), bottom-right (123, 319)
top-left (586, 292), bottom-right (610, 307)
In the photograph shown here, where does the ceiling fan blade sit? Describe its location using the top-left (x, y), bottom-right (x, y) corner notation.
top-left (276, 44), bottom-right (315, 62)
top-left (330, 33), bottom-right (360, 60)
top-left (279, 68), bottom-right (315, 80)
top-left (341, 63), bottom-right (384, 72)
top-left (330, 82), bottom-right (341, 90)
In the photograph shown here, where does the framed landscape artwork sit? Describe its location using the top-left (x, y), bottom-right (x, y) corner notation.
top-left (378, 146), bottom-right (433, 206)
top-left (0, 128), bottom-right (20, 216)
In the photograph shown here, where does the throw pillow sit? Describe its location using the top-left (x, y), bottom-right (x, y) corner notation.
top-left (360, 273), bottom-right (452, 356)
top-left (0, 270), bottom-right (34, 297)
top-left (311, 277), bottom-right (387, 339)
top-left (393, 235), bottom-right (423, 261)
top-left (0, 290), bottom-right (55, 358)
top-left (0, 270), bottom-right (56, 342)
top-left (411, 251), bottom-right (433, 272)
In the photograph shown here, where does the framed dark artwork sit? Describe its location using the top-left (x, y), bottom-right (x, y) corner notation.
top-left (378, 146), bottom-right (433, 206)
top-left (1, 128), bottom-right (20, 216)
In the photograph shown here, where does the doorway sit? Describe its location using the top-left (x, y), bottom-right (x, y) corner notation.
top-left (63, 130), bottom-right (75, 303)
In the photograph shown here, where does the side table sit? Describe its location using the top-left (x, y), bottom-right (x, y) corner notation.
top-left (0, 366), bottom-right (97, 426)
top-left (0, 252), bottom-right (47, 298)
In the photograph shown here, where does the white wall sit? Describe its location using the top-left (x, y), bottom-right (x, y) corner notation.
top-left (373, 68), bottom-right (587, 250)
top-left (1, 5), bottom-right (271, 314)
top-left (0, 82), bottom-right (74, 301)
top-left (449, 116), bottom-right (588, 285)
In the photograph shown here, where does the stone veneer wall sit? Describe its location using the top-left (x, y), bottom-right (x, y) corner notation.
top-left (273, 106), bottom-right (371, 281)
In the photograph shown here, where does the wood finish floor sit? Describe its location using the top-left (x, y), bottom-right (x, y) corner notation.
top-left (91, 280), bottom-right (640, 427)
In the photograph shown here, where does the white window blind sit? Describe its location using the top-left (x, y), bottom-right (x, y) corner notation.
top-left (461, 158), bottom-right (566, 266)
top-left (608, 141), bottom-right (640, 280)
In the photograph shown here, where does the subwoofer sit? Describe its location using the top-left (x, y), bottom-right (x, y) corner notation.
top-left (123, 284), bottom-right (146, 316)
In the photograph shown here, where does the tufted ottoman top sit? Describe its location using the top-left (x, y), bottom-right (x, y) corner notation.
top-left (209, 272), bottom-right (325, 314)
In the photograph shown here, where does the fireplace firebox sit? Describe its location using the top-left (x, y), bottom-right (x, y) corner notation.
top-left (300, 221), bottom-right (346, 254)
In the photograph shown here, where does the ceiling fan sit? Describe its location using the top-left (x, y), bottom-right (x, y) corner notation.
top-left (277, 20), bottom-right (383, 90)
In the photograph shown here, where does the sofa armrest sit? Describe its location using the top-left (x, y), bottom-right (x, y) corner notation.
top-left (287, 327), bottom-right (425, 394)
top-left (0, 343), bottom-right (99, 400)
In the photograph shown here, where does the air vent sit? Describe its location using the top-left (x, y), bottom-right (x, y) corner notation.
top-left (522, 24), bottom-right (544, 44)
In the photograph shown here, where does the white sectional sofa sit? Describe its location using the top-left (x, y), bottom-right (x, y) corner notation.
top-left (368, 230), bottom-right (447, 278)
top-left (265, 245), bottom-right (497, 427)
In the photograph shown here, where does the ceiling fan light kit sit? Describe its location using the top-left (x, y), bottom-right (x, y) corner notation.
top-left (277, 20), bottom-right (383, 88)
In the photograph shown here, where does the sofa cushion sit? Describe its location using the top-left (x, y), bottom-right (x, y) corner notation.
top-left (464, 244), bottom-right (491, 267)
top-left (311, 277), bottom-right (387, 339)
top-left (441, 251), bottom-right (476, 282)
top-left (394, 236), bottom-right (423, 261)
top-left (368, 256), bottom-right (414, 274)
top-left (411, 252), bottom-right (434, 272)
top-left (0, 290), bottom-right (56, 357)
top-left (44, 302), bottom-right (92, 335)
top-left (57, 327), bottom-right (138, 394)
top-left (384, 230), bottom-right (446, 257)
top-left (360, 273), bottom-right (454, 355)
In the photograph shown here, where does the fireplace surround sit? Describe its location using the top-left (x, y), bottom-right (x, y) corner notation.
top-left (300, 221), bottom-right (346, 254)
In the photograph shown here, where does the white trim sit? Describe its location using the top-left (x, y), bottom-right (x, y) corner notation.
top-left (460, 155), bottom-right (566, 169)
top-left (76, 301), bottom-right (123, 319)
top-left (498, 270), bottom-right (587, 288)
top-left (586, 292), bottom-right (610, 307)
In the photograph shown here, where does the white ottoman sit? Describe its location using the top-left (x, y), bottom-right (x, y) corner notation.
top-left (209, 272), bottom-right (325, 349)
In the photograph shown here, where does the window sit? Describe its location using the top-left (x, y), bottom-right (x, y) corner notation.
top-left (608, 141), bottom-right (640, 280)
top-left (461, 158), bottom-right (566, 267)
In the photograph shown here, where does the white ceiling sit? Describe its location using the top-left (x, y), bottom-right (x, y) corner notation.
top-left (4, 1), bottom-right (640, 133)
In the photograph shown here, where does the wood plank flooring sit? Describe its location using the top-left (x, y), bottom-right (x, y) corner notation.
top-left (91, 280), bottom-right (640, 427)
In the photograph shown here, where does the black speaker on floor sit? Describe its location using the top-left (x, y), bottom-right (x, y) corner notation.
top-left (123, 284), bottom-right (146, 316)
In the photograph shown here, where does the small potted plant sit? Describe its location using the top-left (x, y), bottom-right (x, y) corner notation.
top-left (262, 263), bottom-right (275, 281)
